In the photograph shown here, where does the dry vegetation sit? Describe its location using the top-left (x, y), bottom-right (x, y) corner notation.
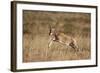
top-left (23, 10), bottom-right (91, 62)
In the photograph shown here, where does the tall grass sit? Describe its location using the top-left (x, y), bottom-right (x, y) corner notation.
top-left (23, 10), bottom-right (91, 62)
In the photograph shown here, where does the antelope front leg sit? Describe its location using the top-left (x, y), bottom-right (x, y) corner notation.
top-left (48, 38), bottom-right (53, 49)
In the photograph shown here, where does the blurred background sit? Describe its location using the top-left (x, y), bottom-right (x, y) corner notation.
top-left (23, 10), bottom-right (91, 62)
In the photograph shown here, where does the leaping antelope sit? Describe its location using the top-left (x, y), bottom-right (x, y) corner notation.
top-left (48, 24), bottom-right (79, 51)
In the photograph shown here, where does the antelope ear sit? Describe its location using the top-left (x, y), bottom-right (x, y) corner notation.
top-left (48, 24), bottom-right (52, 35)
top-left (49, 31), bottom-right (51, 35)
top-left (49, 28), bottom-right (51, 35)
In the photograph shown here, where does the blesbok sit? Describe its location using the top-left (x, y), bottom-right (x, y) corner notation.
top-left (48, 24), bottom-right (79, 51)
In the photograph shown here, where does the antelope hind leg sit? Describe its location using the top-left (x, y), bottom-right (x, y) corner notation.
top-left (69, 42), bottom-right (79, 52)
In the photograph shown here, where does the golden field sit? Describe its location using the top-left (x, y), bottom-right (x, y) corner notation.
top-left (23, 10), bottom-right (91, 62)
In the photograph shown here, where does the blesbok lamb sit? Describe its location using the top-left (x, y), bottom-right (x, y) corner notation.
top-left (48, 24), bottom-right (79, 51)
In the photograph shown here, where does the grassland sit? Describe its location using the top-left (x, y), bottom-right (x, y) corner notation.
top-left (23, 10), bottom-right (91, 62)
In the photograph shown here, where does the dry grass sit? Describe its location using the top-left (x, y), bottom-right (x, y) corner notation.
top-left (23, 34), bottom-right (90, 62)
top-left (23, 10), bottom-right (91, 62)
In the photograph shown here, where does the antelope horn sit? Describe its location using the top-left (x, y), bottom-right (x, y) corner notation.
top-left (49, 24), bottom-right (52, 35)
